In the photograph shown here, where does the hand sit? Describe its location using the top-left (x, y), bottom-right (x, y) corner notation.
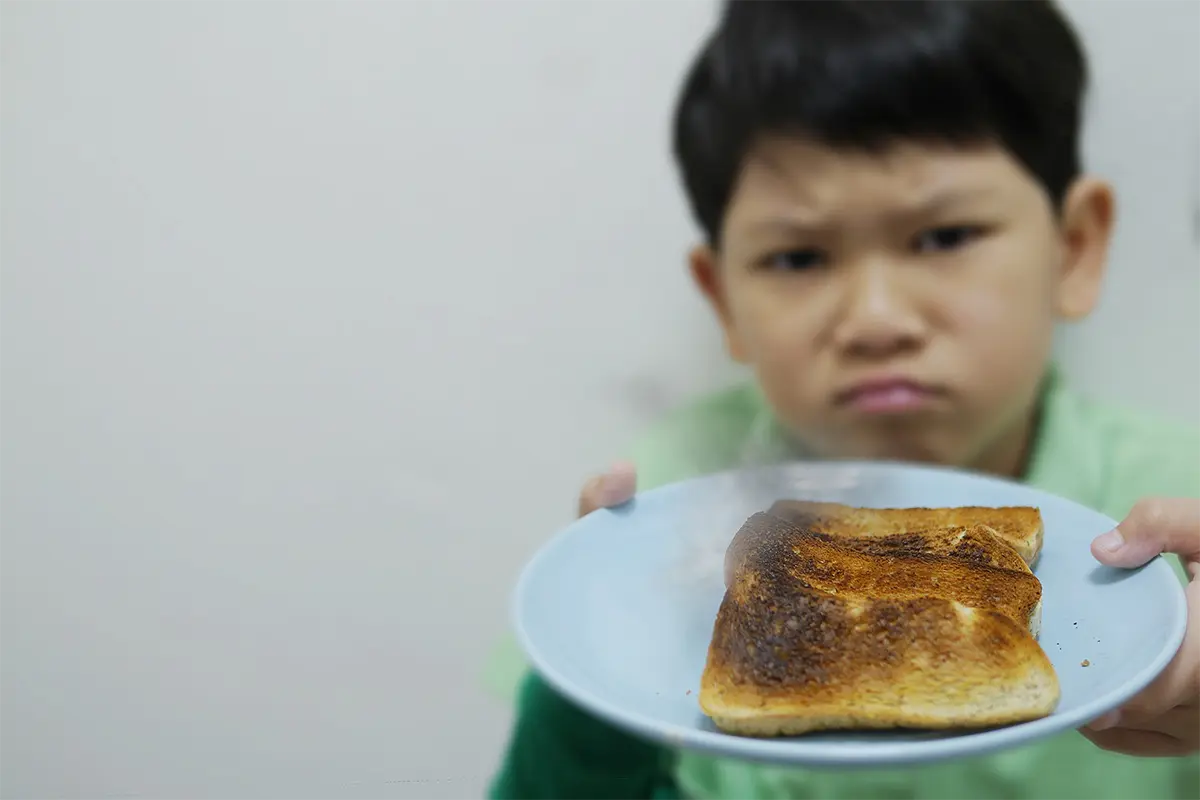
top-left (577, 461), bottom-right (637, 517)
top-left (1080, 497), bottom-right (1200, 757)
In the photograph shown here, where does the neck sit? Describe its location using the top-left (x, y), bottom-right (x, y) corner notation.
top-left (969, 376), bottom-right (1053, 480)
top-left (972, 409), bottom-right (1039, 480)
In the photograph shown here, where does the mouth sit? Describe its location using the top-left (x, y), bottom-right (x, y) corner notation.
top-left (834, 377), bottom-right (945, 415)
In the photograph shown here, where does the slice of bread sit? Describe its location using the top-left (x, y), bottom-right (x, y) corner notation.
top-left (702, 506), bottom-right (1058, 737)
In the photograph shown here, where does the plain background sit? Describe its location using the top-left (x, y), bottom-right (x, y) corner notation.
top-left (2, 1), bottom-right (1197, 798)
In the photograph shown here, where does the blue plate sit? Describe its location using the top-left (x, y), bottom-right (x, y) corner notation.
top-left (512, 461), bottom-right (1188, 767)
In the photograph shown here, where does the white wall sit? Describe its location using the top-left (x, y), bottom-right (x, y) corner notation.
top-left (1, 2), bottom-right (1195, 798)
top-left (1054, 1), bottom-right (1200, 419)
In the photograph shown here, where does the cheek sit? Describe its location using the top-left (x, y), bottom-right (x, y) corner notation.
top-left (726, 285), bottom-right (829, 424)
top-left (944, 282), bottom-right (1031, 332)
top-left (727, 284), bottom-right (821, 367)
top-left (939, 258), bottom-right (1057, 382)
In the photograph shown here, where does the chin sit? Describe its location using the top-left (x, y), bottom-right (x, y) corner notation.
top-left (803, 428), bottom-right (963, 468)
top-left (864, 446), bottom-right (952, 466)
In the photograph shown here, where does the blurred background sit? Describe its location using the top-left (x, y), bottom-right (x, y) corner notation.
top-left (2, 1), bottom-right (1197, 798)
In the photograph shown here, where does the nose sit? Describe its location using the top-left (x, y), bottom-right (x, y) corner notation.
top-left (831, 262), bottom-right (926, 359)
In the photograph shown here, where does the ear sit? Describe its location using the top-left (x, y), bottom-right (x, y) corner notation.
top-left (1054, 177), bottom-right (1115, 321)
top-left (688, 244), bottom-right (749, 362)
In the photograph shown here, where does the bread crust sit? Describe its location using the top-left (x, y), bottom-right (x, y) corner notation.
top-left (767, 500), bottom-right (1044, 567)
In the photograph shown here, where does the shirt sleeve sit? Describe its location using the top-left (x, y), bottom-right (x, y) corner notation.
top-left (1098, 417), bottom-right (1200, 585)
top-left (487, 671), bottom-right (675, 799)
top-left (480, 429), bottom-right (688, 800)
top-left (481, 390), bottom-right (759, 703)
top-left (486, 384), bottom-right (762, 798)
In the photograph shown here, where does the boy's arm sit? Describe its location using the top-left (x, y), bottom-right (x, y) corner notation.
top-left (490, 388), bottom-right (761, 798)
top-left (488, 671), bottom-right (675, 799)
top-left (487, 465), bottom-right (675, 800)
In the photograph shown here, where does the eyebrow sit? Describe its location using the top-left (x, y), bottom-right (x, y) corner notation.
top-left (734, 188), bottom-right (998, 237)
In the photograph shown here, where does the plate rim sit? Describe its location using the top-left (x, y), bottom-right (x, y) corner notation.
top-left (512, 459), bottom-right (1189, 767)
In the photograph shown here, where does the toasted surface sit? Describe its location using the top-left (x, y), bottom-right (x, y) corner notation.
top-left (703, 507), bottom-right (1059, 736)
top-left (700, 590), bottom-right (1059, 735)
top-left (725, 513), bottom-right (1041, 629)
top-left (720, 520), bottom-right (1041, 638)
top-left (761, 520), bottom-right (1032, 575)
top-left (767, 499), bottom-right (1044, 567)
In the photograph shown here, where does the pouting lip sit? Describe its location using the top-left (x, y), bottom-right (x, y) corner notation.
top-left (833, 376), bottom-right (946, 407)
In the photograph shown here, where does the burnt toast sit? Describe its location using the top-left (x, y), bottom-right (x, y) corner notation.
top-left (701, 506), bottom-right (1058, 736)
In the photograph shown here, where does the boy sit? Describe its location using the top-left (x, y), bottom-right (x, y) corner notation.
top-left (488, 1), bottom-right (1200, 798)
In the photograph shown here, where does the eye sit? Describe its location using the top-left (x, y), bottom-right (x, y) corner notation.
top-left (913, 225), bottom-right (983, 253)
top-left (761, 248), bottom-right (827, 272)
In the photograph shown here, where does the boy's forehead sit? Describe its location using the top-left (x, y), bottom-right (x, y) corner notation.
top-left (725, 136), bottom-right (1028, 231)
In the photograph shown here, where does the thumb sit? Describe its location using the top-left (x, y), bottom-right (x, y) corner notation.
top-left (1091, 497), bottom-right (1200, 569)
top-left (577, 461), bottom-right (638, 517)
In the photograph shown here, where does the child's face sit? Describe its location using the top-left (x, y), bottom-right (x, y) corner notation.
top-left (691, 137), bottom-right (1114, 475)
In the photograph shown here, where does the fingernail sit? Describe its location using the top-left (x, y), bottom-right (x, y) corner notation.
top-left (608, 460), bottom-right (636, 478)
top-left (1094, 529), bottom-right (1124, 552)
top-left (599, 462), bottom-right (635, 505)
top-left (1087, 710), bottom-right (1121, 731)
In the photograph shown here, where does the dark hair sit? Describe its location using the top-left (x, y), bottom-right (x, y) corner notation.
top-left (671, 0), bottom-right (1089, 244)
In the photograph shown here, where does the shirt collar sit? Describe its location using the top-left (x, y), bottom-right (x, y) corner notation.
top-left (1022, 366), bottom-right (1105, 508)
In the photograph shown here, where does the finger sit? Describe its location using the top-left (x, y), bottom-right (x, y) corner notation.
top-left (577, 461), bottom-right (637, 517)
top-left (1094, 578), bottom-right (1200, 729)
top-left (1121, 705), bottom-right (1199, 744)
top-left (1091, 497), bottom-right (1200, 569)
top-left (1115, 658), bottom-right (1192, 722)
top-left (1080, 725), bottom-right (1195, 757)
top-left (1084, 709), bottom-right (1122, 731)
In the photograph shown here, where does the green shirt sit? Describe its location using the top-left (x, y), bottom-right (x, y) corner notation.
top-left (487, 372), bottom-right (1200, 799)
